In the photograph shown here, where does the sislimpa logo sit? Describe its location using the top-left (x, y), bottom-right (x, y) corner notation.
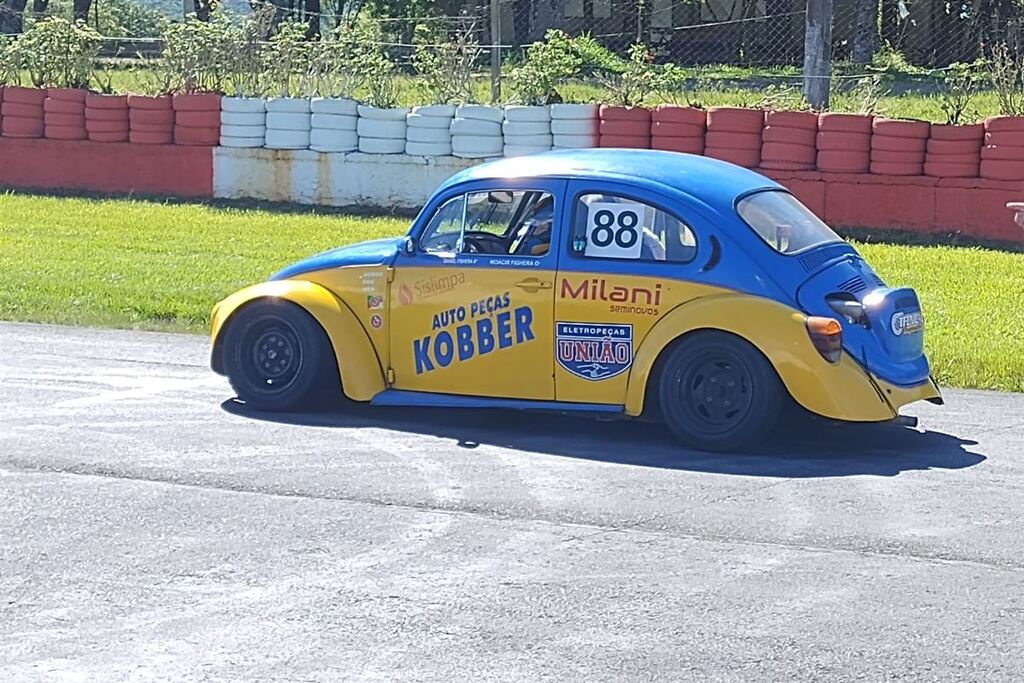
top-left (890, 310), bottom-right (924, 336)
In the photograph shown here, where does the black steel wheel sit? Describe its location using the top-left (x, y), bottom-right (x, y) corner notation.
top-left (658, 331), bottom-right (783, 451)
top-left (223, 300), bottom-right (336, 411)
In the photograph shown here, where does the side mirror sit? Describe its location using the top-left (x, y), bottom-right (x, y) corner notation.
top-left (401, 236), bottom-right (416, 255)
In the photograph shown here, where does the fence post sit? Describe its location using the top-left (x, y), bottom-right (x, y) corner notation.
top-left (803, 0), bottom-right (833, 109)
top-left (490, 0), bottom-right (502, 103)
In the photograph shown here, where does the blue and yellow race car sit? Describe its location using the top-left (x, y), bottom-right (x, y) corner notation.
top-left (210, 149), bottom-right (941, 451)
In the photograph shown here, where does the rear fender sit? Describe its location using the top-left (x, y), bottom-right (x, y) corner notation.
top-left (210, 280), bottom-right (385, 401)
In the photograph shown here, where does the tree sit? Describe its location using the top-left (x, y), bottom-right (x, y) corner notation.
top-left (851, 0), bottom-right (879, 63)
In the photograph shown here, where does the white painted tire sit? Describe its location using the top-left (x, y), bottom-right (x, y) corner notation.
top-left (450, 118), bottom-right (501, 136)
top-left (406, 141), bottom-right (452, 156)
top-left (357, 105), bottom-right (410, 121)
top-left (551, 118), bottom-right (597, 135)
top-left (310, 128), bottom-right (358, 152)
top-left (553, 134), bottom-right (599, 148)
top-left (266, 97), bottom-right (310, 114)
top-left (221, 97), bottom-right (266, 113)
top-left (502, 133), bottom-right (552, 148)
top-left (266, 112), bottom-right (311, 131)
top-left (221, 123), bottom-right (266, 138)
top-left (502, 120), bottom-right (550, 136)
top-left (406, 126), bottom-right (451, 144)
top-left (504, 105), bottom-right (551, 122)
top-left (264, 129), bottom-right (310, 149)
top-left (550, 103), bottom-right (599, 119)
top-left (220, 135), bottom-right (265, 148)
top-left (358, 136), bottom-right (406, 154)
top-left (310, 97), bottom-right (358, 116)
top-left (454, 104), bottom-right (504, 123)
top-left (451, 134), bottom-right (503, 156)
top-left (406, 113), bottom-right (453, 129)
top-left (311, 113), bottom-right (357, 131)
top-left (221, 111), bottom-right (265, 126)
top-left (357, 118), bottom-right (406, 138)
top-left (412, 104), bottom-right (456, 118)
top-left (504, 145), bottom-right (551, 157)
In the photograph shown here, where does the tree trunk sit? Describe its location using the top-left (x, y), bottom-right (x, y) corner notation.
top-left (71, 0), bottom-right (91, 22)
top-left (0, 0), bottom-right (29, 34)
top-left (851, 0), bottom-right (878, 63)
top-left (803, 0), bottom-right (834, 109)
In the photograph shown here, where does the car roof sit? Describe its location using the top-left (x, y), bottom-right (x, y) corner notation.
top-left (439, 149), bottom-right (783, 213)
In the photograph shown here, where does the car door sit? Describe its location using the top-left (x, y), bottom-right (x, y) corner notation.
top-left (389, 178), bottom-right (566, 400)
top-left (554, 179), bottom-right (718, 406)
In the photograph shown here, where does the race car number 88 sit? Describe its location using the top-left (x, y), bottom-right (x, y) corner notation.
top-left (584, 202), bottom-right (644, 259)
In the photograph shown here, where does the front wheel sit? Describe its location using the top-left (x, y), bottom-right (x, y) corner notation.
top-left (657, 331), bottom-right (783, 452)
top-left (223, 300), bottom-right (336, 411)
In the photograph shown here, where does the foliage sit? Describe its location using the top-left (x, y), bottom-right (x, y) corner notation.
top-left (263, 20), bottom-right (315, 97)
top-left (756, 84), bottom-right (809, 111)
top-left (598, 44), bottom-right (678, 108)
top-left (160, 12), bottom-right (235, 93)
top-left (0, 36), bottom-right (17, 86)
top-left (846, 75), bottom-right (889, 115)
top-left (305, 21), bottom-right (364, 99)
top-left (94, 0), bottom-right (170, 39)
top-left (938, 61), bottom-right (981, 125)
top-left (350, 19), bottom-right (399, 107)
top-left (568, 32), bottom-right (625, 75)
top-left (987, 42), bottom-right (1024, 116)
top-left (505, 30), bottom-right (583, 105)
top-left (225, 3), bottom-right (274, 97)
top-left (869, 41), bottom-right (927, 76)
top-left (412, 25), bottom-right (481, 105)
top-left (10, 17), bottom-right (101, 88)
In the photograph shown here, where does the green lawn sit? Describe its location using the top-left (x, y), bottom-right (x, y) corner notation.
top-left (1, 192), bottom-right (1021, 391)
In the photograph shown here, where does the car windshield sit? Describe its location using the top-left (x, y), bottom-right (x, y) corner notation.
top-left (737, 190), bottom-right (842, 255)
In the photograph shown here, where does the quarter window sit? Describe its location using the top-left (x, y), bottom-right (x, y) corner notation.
top-left (571, 193), bottom-right (697, 263)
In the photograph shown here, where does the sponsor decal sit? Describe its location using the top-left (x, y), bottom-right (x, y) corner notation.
top-left (584, 202), bottom-right (645, 260)
top-left (367, 295), bottom-right (383, 310)
top-left (556, 323), bottom-right (633, 381)
top-left (560, 277), bottom-right (662, 316)
top-left (371, 314), bottom-right (383, 329)
top-left (399, 284), bottom-right (414, 306)
top-left (412, 272), bottom-right (466, 302)
top-left (891, 310), bottom-right (923, 336)
top-left (413, 291), bottom-right (534, 374)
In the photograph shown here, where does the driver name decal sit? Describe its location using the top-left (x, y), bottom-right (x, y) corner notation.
top-left (556, 322), bottom-right (633, 381)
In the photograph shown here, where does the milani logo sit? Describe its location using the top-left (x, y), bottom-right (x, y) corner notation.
top-left (560, 278), bottom-right (662, 306)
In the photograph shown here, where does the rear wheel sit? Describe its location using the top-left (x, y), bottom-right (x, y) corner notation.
top-left (657, 331), bottom-right (783, 452)
top-left (223, 300), bottom-right (337, 411)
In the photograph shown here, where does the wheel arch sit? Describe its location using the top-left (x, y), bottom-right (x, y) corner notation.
top-left (210, 280), bottom-right (386, 401)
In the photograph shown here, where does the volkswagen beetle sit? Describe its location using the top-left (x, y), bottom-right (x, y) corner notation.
top-left (210, 149), bottom-right (942, 451)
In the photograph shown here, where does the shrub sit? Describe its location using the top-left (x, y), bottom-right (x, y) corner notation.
top-left (504, 30), bottom-right (583, 105)
top-left (263, 20), bottom-right (315, 97)
top-left (988, 42), bottom-right (1024, 116)
top-left (12, 17), bottom-right (101, 89)
top-left (160, 11), bottom-right (234, 93)
top-left (413, 25), bottom-right (481, 105)
top-left (599, 43), bottom-right (677, 108)
top-left (939, 61), bottom-right (981, 125)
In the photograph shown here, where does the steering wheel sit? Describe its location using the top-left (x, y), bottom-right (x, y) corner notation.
top-left (463, 231), bottom-right (508, 254)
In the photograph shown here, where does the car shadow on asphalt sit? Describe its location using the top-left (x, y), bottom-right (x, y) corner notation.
top-left (221, 399), bottom-right (985, 478)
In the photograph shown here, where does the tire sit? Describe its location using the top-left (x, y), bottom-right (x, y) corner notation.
top-left (502, 120), bottom-right (549, 136)
top-left (173, 125), bottom-right (219, 145)
top-left (817, 112), bottom-right (873, 133)
top-left (923, 160), bottom-right (978, 178)
top-left (599, 105), bottom-right (651, 123)
top-left (406, 125), bottom-right (451, 144)
top-left (221, 96), bottom-right (266, 114)
top-left (815, 131), bottom-right (870, 151)
top-left (311, 97), bottom-right (357, 115)
top-left (88, 131), bottom-right (128, 143)
top-left (356, 118), bottom-right (405, 138)
top-left (85, 107), bottom-right (129, 122)
top-left (406, 113), bottom-right (452, 130)
top-left (650, 121), bottom-right (705, 138)
top-left (550, 103), bottom-right (598, 119)
top-left (265, 129), bottom-right (311, 149)
top-left (657, 331), bottom-right (783, 452)
top-left (761, 142), bottom-right (816, 164)
top-left (85, 94), bottom-right (128, 110)
top-left (980, 145), bottom-right (1024, 161)
top-left (923, 152), bottom-right (980, 164)
top-left (551, 118), bottom-right (597, 135)
top-left (311, 113), bottom-right (357, 131)
top-left (650, 135), bottom-right (704, 154)
top-left (85, 119), bottom-right (129, 133)
top-left (986, 131), bottom-right (1024, 147)
top-left (2, 102), bottom-right (43, 118)
top-left (130, 109), bottom-right (175, 126)
top-left (357, 105), bottom-right (410, 121)
top-left (552, 133), bottom-right (598, 148)
top-left (870, 148), bottom-right (925, 163)
top-left (128, 95), bottom-right (172, 110)
top-left (599, 134), bottom-right (650, 148)
top-left (872, 118), bottom-right (930, 138)
top-left (759, 159), bottom-right (814, 171)
top-left (45, 87), bottom-right (87, 102)
top-left (43, 99), bottom-right (83, 114)
top-left (870, 161), bottom-right (923, 176)
top-left (652, 105), bottom-right (706, 126)
top-left (222, 111), bottom-right (266, 127)
top-left (503, 144), bottom-right (550, 157)
top-left (706, 106), bottom-right (763, 132)
top-left (358, 136), bottom-right (406, 154)
top-left (984, 116), bottom-right (1024, 133)
top-left (172, 93), bottom-right (221, 111)
top-left (131, 122), bottom-right (175, 135)
top-left (871, 134), bottom-right (926, 153)
top-left (5, 86), bottom-right (47, 105)
top-left (223, 300), bottom-right (337, 411)
top-left (44, 125), bottom-right (87, 140)
top-left (266, 111), bottom-right (311, 131)
top-left (451, 134), bottom-right (502, 157)
top-left (44, 112), bottom-right (84, 127)
top-left (454, 104), bottom-right (504, 123)
top-left (266, 97), bottom-right (310, 114)
top-left (930, 123), bottom-right (983, 141)
top-left (450, 117), bottom-right (501, 136)
top-left (704, 146), bottom-right (760, 168)
top-left (220, 135), bottom-right (266, 148)
top-left (411, 104), bottom-right (456, 118)
top-left (221, 123), bottom-right (266, 138)
top-left (599, 119), bottom-right (651, 136)
top-left (980, 159), bottom-right (1024, 180)
top-left (705, 131), bottom-right (762, 150)
top-left (503, 105), bottom-right (551, 122)
top-left (816, 150), bottom-right (870, 172)
top-left (406, 141), bottom-right (452, 156)
top-left (764, 110), bottom-right (818, 130)
top-left (129, 130), bottom-right (174, 144)
top-left (762, 126), bottom-right (816, 146)
top-left (502, 133), bottom-right (552, 148)
top-left (1, 117), bottom-right (44, 137)
top-left (926, 138), bottom-right (982, 155)
top-left (309, 128), bottom-right (358, 151)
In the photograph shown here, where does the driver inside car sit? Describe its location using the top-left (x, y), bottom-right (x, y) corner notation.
top-left (509, 194), bottom-right (554, 256)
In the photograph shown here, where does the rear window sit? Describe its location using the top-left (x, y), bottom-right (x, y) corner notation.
top-left (737, 190), bottom-right (842, 255)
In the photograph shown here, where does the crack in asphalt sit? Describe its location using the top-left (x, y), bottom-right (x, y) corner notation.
top-left (4, 459), bottom-right (1022, 576)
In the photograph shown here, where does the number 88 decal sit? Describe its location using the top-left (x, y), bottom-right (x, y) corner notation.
top-left (584, 202), bottom-right (644, 259)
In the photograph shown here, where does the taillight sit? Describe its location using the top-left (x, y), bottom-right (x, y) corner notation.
top-left (806, 316), bottom-right (843, 363)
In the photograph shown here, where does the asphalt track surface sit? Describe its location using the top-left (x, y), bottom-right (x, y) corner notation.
top-left (1, 322), bottom-right (1022, 682)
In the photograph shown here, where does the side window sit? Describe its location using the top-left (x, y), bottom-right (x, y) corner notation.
top-left (571, 193), bottom-right (697, 263)
top-left (418, 190), bottom-right (554, 257)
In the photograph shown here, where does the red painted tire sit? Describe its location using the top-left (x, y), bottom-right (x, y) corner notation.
top-left (762, 126), bottom-right (816, 146)
top-left (173, 124), bottom-right (219, 145)
top-left (128, 94), bottom-right (173, 110)
top-left (818, 113), bottom-right (873, 133)
top-left (600, 119), bottom-right (653, 136)
top-left (929, 123), bottom-right (984, 141)
top-left (923, 160), bottom-right (979, 178)
top-left (85, 107), bottom-right (129, 122)
top-left (175, 110), bottom-right (221, 127)
top-left (599, 105), bottom-right (651, 123)
top-left (1, 102), bottom-right (43, 118)
top-left (984, 116), bottom-right (1024, 133)
top-left (44, 125), bottom-right (88, 140)
top-left (816, 131), bottom-right (871, 151)
top-left (3, 86), bottom-right (47, 105)
top-left (172, 92), bottom-right (222, 112)
top-left (45, 87), bottom-right (88, 102)
top-left (652, 105), bottom-right (705, 126)
top-left (705, 131), bottom-right (761, 150)
top-left (870, 161), bottom-right (923, 176)
top-left (130, 109), bottom-right (175, 126)
top-left (650, 135), bottom-right (705, 154)
top-left (985, 131), bottom-right (1024, 147)
top-left (926, 138), bottom-right (982, 155)
top-left (706, 107), bottom-right (764, 133)
top-left (44, 112), bottom-right (85, 127)
top-left (871, 134), bottom-right (927, 153)
top-left (129, 130), bottom-right (174, 145)
top-left (705, 146), bottom-right (760, 168)
top-left (599, 134), bottom-right (651, 148)
top-left (85, 119), bottom-right (130, 133)
top-left (759, 159), bottom-right (814, 171)
top-left (980, 159), bottom-right (1024, 180)
top-left (764, 110), bottom-right (818, 130)
top-left (650, 121), bottom-right (705, 137)
top-left (871, 149), bottom-right (926, 163)
top-left (761, 142), bottom-right (816, 164)
top-left (130, 122), bottom-right (175, 135)
top-left (85, 93), bottom-right (128, 110)
top-left (923, 152), bottom-right (982, 164)
top-left (980, 145), bottom-right (1024, 161)
top-left (88, 130), bottom-right (128, 142)
top-left (816, 150), bottom-right (870, 172)
top-left (2, 115), bottom-right (44, 137)
top-left (872, 118), bottom-right (930, 139)
top-left (43, 98), bottom-right (83, 114)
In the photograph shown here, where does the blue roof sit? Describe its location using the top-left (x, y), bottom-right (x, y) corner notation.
top-left (439, 149), bottom-right (781, 213)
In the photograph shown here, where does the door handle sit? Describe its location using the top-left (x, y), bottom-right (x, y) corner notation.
top-left (515, 278), bottom-right (552, 292)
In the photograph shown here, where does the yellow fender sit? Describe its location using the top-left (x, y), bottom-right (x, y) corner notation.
top-left (624, 294), bottom-right (897, 422)
top-left (210, 280), bottom-right (386, 401)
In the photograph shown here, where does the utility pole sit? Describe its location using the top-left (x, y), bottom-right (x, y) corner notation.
top-left (803, 0), bottom-right (833, 110)
top-left (490, 0), bottom-right (501, 103)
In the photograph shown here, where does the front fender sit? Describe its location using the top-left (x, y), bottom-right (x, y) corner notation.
top-left (210, 280), bottom-right (385, 401)
top-left (624, 294), bottom-right (897, 422)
